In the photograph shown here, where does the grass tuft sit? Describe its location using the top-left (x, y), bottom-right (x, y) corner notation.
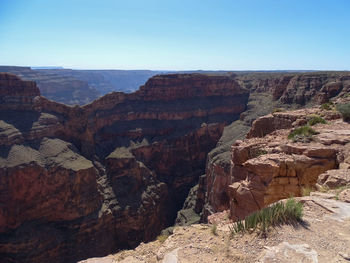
top-left (211, 224), bottom-right (218, 236)
top-left (321, 102), bottom-right (334, 111)
top-left (301, 186), bottom-right (313, 196)
top-left (250, 148), bottom-right (268, 158)
top-left (288, 126), bottom-right (317, 142)
top-left (336, 102), bottom-right (350, 122)
top-left (307, 115), bottom-right (326, 126)
top-left (272, 108), bottom-right (285, 113)
top-left (230, 198), bottom-right (303, 236)
top-left (156, 234), bottom-right (169, 243)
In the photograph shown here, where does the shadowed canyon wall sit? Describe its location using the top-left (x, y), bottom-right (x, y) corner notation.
top-left (0, 73), bottom-right (248, 263)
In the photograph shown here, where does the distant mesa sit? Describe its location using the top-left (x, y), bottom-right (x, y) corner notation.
top-left (31, 66), bottom-right (65, 69)
top-left (0, 66), bottom-right (163, 105)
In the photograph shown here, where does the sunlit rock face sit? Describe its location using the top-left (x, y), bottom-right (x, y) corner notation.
top-left (202, 71), bottom-right (350, 221)
top-left (204, 107), bottom-right (350, 221)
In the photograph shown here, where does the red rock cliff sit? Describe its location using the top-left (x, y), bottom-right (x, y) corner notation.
top-left (0, 73), bottom-right (249, 263)
top-left (0, 73), bottom-right (40, 110)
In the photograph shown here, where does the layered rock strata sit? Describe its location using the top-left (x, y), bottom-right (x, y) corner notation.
top-left (0, 66), bottom-right (100, 105)
top-left (0, 73), bottom-right (248, 263)
top-left (204, 107), bottom-right (350, 221)
top-left (202, 71), bottom-right (350, 220)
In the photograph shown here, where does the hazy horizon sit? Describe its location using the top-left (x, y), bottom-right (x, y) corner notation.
top-left (1, 0), bottom-right (350, 70)
top-left (4, 65), bottom-right (348, 72)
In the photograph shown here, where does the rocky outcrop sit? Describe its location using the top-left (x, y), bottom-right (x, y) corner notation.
top-left (104, 149), bottom-right (169, 246)
top-left (0, 73), bottom-right (248, 263)
top-left (232, 111), bottom-right (350, 220)
top-left (0, 138), bottom-right (100, 232)
top-left (201, 71), bottom-right (350, 221)
top-left (229, 141), bottom-right (337, 220)
top-left (317, 169), bottom-right (350, 189)
top-left (203, 106), bottom-right (350, 221)
top-left (0, 73), bottom-right (40, 110)
top-left (247, 108), bottom-right (340, 138)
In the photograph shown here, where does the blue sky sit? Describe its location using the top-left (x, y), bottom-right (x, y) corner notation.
top-left (0, 0), bottom-right (349, 70)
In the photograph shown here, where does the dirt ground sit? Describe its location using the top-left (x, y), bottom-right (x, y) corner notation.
top-left (80, 191), bottom-right (350, 263)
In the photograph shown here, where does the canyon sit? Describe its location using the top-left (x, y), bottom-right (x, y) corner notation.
top-left (80, 76), bottom-right (350, 263)
top-left (1, 70), bottom-right (350, 262)
top-left (0, 72), bottom-right (247, 263)
top-left (0, 66), bottom-right (163, 105)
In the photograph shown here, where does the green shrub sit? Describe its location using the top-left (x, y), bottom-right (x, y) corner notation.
top-left (288, 126), bottom-right (317, 142)
top-left (301, 186), bottom-right (313, 196)
top-left (230, 198), bottom-right (303, 236)
top-left (251, 148), bottom-right (268, 158)
top-left (211, 224), bottom-right (218, 236)
top-left (272, 108), bottom-right (285, 113)
top-left (307, 115), bottom-right (326, 126)
top-left (336, 102), bottom-right (350, 122)
top-left (321, 102), bottom-right (334, 110)
top-left (156, 234), bottom-right (169, 243)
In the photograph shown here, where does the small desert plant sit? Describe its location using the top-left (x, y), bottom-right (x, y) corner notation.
top-left (272, 107), bottom-right (285, 113)
top-left (251, 148), bottom-right (268, 158)
top-left (301, 186), bottom-right (313, 196)
top-left (211, 224), bottom-right (218, 236)
top-left (321, 102), bottom-right (334, 111)
top-left (288, 125), bottom-right (317, 142)
top-left (156, 234), bottom-right (169, 243)
top-left (256, 149), bottom-right (268, 156)
top-left (336, 102), bottom-right (350, 122)
top-left (318, 184), bottom-right (330, 193)
top-left (307, 115), bottom-right (326, 126)
top-left (230, 198), bottom-right (303, 236)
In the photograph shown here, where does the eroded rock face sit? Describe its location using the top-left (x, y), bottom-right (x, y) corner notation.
top-left (201, 72), bottom-right (350, 220)
top-left (0, 73), bottom-right (40, 110)
top-left (247, 108), bottom-right (341, 139)
top-left (0, 138), bottom-right (100, 232)
top-left (203, 106), bottom-right (350, 221)
top-left (317, 169), bottom-right (350, 189)
top-left (229, 112), bottom-right (350, 220)
top-left (0, 73), bottom-right (248, 263)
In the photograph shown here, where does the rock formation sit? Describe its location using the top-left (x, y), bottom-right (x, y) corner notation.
top-left (201, 71), bottom-right (350, 220)
top-left (2, 70), bottom-right (350, 262)
top-left (203, 106), bottom-right (350, 221)
top-left (0, 73), bottom-right (248, 263)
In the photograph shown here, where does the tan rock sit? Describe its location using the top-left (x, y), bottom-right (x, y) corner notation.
top-left (258, 242), bottom-right (318, 263)
top-left (317, 169), bottom-right (350, 189)
top-left (339, 189), bottom-right (350, 203)
top-left (223, 108), bottom-right (349, 220)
